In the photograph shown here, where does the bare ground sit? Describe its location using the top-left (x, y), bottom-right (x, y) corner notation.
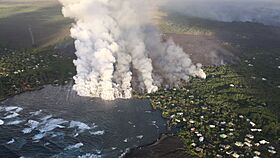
top-left (166, 33), bottom-right (239, 65)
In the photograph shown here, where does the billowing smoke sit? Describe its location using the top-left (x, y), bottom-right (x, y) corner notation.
top-left (59, 0), bottom-right (206, 100)
top-left (163, 0), bottom-right (280, 27)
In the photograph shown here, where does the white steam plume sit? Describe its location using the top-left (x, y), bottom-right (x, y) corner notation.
top-left (59, 0), bottom-right (206, 100)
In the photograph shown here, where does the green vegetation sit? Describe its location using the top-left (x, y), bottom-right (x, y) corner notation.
top-left (1, 47), bottom-right (278, 157)
top-left (159, 13), bottom-right (213, 35)
top-left (0, 7), bottom-right (279, 157)
top-left (0, 47), bottom-right (75, 100)
top-left (153, 13), bottom-right (280, 157)
top-left (136, 49), bottom-right (280, 157)
top-left (160, 20), bottom-right (213, 36)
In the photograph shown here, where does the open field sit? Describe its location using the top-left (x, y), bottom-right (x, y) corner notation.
top-left (0, 0), bottom-right (71, 48)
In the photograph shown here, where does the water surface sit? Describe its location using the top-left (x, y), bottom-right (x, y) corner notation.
top-left (0, 85), bottom-right (167, 158)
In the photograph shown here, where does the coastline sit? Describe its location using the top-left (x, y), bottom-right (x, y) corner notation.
top-left (125, 134), bottom-right (194, 158)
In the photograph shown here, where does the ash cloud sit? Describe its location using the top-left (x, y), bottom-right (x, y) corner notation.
top-left (162, 0), bottom-right (280, 27)
top-left (58, 0), bottom-right (206, 100)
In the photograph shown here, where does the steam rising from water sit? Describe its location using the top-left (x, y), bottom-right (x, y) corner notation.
top-left (59, 0), bottom-right (206, 100)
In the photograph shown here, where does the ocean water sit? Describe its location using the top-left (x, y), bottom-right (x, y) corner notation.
top-left (0, 85), bottom-right (167, 158)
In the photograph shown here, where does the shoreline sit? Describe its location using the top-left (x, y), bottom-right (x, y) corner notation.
top-left (125, 134), bottom-right (194, 158)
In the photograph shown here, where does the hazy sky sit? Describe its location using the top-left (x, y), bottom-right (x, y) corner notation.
top-left (162, 0), bottom-right (280, 26)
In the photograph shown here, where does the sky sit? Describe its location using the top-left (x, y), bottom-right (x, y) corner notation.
top-left (162, 0), bottom-right (280, 26)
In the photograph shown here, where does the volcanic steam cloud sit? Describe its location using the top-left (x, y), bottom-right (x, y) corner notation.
top-left (59, 0), bottom-right (206, 100)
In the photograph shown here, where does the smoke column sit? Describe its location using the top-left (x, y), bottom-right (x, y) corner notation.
top-left (59, 0), bottom-right (206, 100)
